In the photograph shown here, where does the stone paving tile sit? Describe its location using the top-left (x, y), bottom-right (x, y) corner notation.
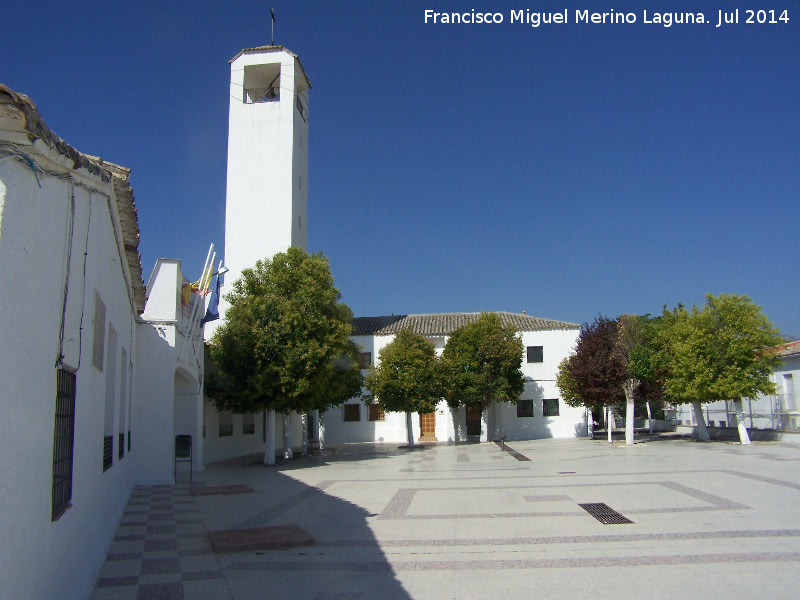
top-left (92, 440), bottom-right (800, 600)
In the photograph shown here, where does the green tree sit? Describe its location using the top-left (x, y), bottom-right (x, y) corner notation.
top-left (364, 328), bottom-right (440, 447)
top-left (657, 294), bottom-right (782, 444)
top-left (615, 314), bottom-right (657, 445)
top-left (440, 312), bottom-right (524, 442)
top-left (206, 247), bottom-right (362, 464)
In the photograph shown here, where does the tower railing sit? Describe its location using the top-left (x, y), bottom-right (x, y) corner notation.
top-left (245, 86), bottom-right (280, 104)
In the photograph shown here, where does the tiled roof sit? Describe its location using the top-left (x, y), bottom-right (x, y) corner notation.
top-left (0, 84), bottom-right (146, 315)
top-left (352, 312), bottom-right (580, 336)
top-left (776, 340), bottom-right (800, 358)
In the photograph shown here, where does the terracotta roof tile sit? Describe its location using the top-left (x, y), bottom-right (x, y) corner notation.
top-left (352, 312), bottom-right (580, 336)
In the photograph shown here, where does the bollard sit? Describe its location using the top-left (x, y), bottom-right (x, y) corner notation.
top-left (500, 435), bottom-right (506, 451)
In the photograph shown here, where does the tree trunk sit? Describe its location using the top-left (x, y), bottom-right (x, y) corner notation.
top-left (318, 410), bottom-right (326, 451)
top-left (587, 407), bottom-right (593, 439)
top-left (282, 413), bottom-right (293, 459)
top-left (264, 409), bottom-right (276, 465)
top-left (734, 398), bottom-right (752, 445)
top-left (301, 413), bottom-right (308, 455)
top-left (692, 401), bottom-right (710, 441)
top-left (480, 401), bottom-right (489, 443)
top-left (406, 411), bottom-right (415, 447)
top-left (607, 405), bottom-right (613, 443)
top-left (646, 401), bottom-right (653, 434)
top-left (623, 379), bottom-right (638, 446)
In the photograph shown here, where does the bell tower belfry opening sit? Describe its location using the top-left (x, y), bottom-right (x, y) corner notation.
top-left (223, 46), bottom-right (311, 293)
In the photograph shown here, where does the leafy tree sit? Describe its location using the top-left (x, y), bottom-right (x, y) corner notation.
top-left (364, 328), bottom-right (440, 447)
top-left (557, 316), bottom-right (626, 443)
top-left (615, 314), bottom-right (656, 445)
top-left (440, 312), bottom-right (524, 441)
top-left (206, 247), bottom-right (362, 464)
top-left (657, 294), bottom-right (782, 444)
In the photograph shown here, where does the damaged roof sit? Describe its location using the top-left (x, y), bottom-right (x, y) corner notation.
top-left (352, 312), bottom-right (580, 337)
top-left (0, 84), bottom-right (146, 315)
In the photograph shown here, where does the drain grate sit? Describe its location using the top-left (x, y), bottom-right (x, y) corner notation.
top-left (578, 503), bottom-right (634, 524)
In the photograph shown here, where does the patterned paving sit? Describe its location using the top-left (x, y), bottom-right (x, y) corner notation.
top-left (92, 485), bottom-right (231, 600)
top-left (91, 439), bottom-right (800, 600)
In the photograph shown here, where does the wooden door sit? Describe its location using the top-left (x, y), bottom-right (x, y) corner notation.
top-left (419, 412), bottom-right (437, 441)
top-left (466, 406), bottom-right (482, 436)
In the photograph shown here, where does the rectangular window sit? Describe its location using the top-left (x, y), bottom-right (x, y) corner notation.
top-left (102, 436), bottom-right (113, 472)
top-left (368, 404), bottom-right (385, 421)
top-left (52, 369), bottom-right (76, 520)
top-left (358, 352), bottom-right (372, 369)
top-left (527, 346), bottom-right (543, 363)
top-left (219, 412), bottom-right (233, 437)
top-left (543, 398), bottom-right (559, 417)
top-left (343, 404), bottom-right (361, 422)
top-left (517, 399), bottom-right (534, 418)
top-left (92, 292), bottom-right (106, 370)
top-left (243, 413), bottom-right (255, 435)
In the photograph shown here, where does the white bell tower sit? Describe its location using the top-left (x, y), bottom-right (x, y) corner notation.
top-left (223, 45), bottom-right (310, 291)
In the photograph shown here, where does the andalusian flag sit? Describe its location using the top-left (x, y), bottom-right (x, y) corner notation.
top-left (181, 264), bottom-right (213, 305)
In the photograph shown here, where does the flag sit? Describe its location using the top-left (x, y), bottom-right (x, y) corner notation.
top-left (181, 264), bottom-right (213, 305)
top-left (200, 271), bottom-right (222, 325)
top-left (270, 7), bottom-right (276, 22)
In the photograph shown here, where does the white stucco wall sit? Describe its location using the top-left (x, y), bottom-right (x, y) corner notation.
top-left (136, 259), bottom-right (206, 482)
top-left (223, 48), bottom-right (309, 297)
top-left (0, 145), bottom-right (138, 600)
top-left (322, 327), bottom-right (582, 445)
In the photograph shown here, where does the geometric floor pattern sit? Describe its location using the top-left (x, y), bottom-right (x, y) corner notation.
top-left (92, 437), bottom-right (800, 600)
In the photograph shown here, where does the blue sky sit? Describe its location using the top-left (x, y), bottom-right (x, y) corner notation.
top-left (4, 1), bottom-right (799, 336)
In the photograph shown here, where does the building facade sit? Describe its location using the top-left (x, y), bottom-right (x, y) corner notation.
top-left (0, 84), bottom-right (146, 600)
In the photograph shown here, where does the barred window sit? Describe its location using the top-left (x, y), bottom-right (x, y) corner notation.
top-left (358, 352), bottom-right (372, 369)
top-left (516, 399), bottom-right (534, 418)
top-left (543, 398), bottom-right (559, 417)
top-left (343, 404), bottom-right (361, 422)
top-left (52, 370), bottom-right (76, 520)
top-left (368, 404), bottom-right (385, 421)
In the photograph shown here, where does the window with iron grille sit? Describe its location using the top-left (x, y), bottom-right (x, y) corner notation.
top-left (343, 404), bottom-right (361, 422)
top-left (543, 398), bottom-right (559, 417)
top-left (103, 436), bottom-right (113, 471)
top-left (526, 346), bottom-right (543, 363)
top-left (219, 411), bottom-right (233, 437)
top-left (118, 433), bottom-right (125, 460)
top-left (368, 404), bottom-right (385, 421)
top-left (52, 369), bottom-right (76, 521)
top-left (243, 413), bottom-right (255, 435)
top-left (516, 399), bottom-right (534, 418)
top-left (358, 352), bottom-right (372, 369)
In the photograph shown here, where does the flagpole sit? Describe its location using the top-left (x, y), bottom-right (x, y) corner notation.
top-left (179, 244), bottom-right (214, 363)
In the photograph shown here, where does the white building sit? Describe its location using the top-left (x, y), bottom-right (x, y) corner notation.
top-left (324, 312), bottom-right (583, 445)
top-left (135, 259), bottom-right (208, 483)
top-left (0, 84), bottom-right (146, 600)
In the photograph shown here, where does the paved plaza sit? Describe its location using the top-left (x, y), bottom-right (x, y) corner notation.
top-left (92, 437), bottom-right (800, 599)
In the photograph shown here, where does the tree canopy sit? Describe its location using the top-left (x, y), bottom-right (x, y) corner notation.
top-left (440, 312), bottom-right (525, 409)
top-left (557, 316), bottom-right (627, 409)
top-left (364, 328), bottom-right (440, 416)
top-left (206, 247), bottom-right (362, 416)
top-left (656, 294), bottom-right (783, 404)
